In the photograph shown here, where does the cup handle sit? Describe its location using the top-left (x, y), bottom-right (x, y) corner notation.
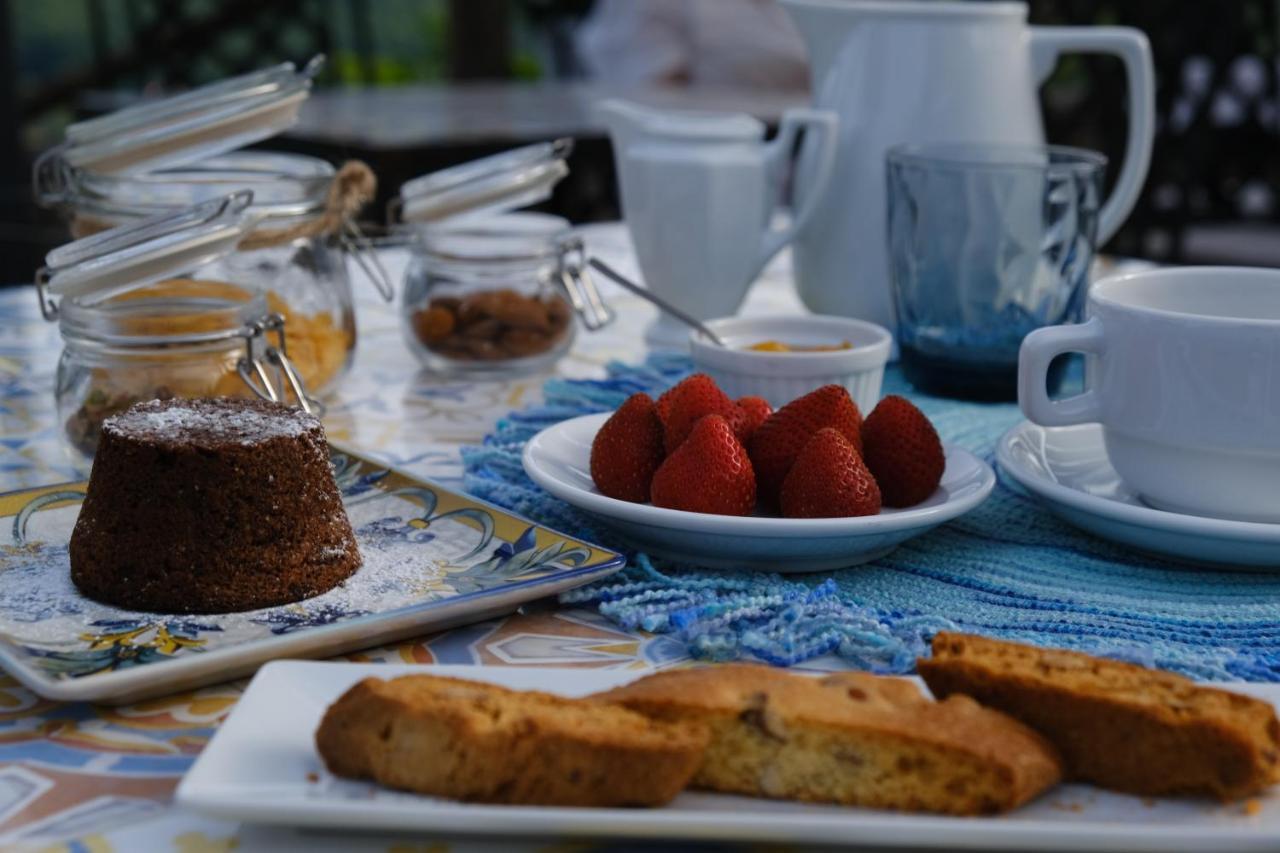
top-left (1018, 318), bottom-right (1106, 426)
top-left (1029, 27), bottom-right (1155, 244)
top-left (755, 108), bottom-right (839, 272)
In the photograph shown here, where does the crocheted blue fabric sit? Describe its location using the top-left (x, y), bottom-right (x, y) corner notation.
top-left (462, 354), bottom-right (1280, 681)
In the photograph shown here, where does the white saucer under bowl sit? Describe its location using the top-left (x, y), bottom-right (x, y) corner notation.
top-left (523, 413), bottom-right (995, 572)
top-left (997, 420), bottom-right (1280, 568)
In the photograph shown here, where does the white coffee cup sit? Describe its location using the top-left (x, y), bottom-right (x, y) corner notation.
top-left (1019, 266), bottom-right (1280, 523)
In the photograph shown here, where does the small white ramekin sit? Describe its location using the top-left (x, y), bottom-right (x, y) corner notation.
top-left (689, 315), bottom-right (892, 412)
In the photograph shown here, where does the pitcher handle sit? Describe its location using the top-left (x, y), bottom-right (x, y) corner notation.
top-left (1029, 27), bottom-right (1155, 244)
top-left (756, 108), bottom-right (839, 273)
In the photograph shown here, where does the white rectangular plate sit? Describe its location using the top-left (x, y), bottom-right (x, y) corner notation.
top-left (176, 662), bottom-right (1280, 852)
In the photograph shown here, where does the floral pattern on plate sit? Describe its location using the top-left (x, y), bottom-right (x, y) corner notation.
top-left (0, 444), bottom-right (623, 699)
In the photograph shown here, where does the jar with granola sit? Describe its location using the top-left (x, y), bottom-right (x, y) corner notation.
top-left (39, 193), bottom-right (317, 466)
top-left (33, 60), bottom-right (391, 396)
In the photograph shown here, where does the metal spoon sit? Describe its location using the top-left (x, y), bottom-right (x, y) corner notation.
top-left (587, 257), bottom-right (728, 347)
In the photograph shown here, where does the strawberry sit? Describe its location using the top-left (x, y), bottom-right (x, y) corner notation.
top-left (781, 428), bottom-right (881, 518)
top-left (734, 396), bottom-right (773, 445)
top-left (748, 385), bottom-right (863, 508)
top-left (661, 373), bottom-right (741, 454)
top-left (650, 414), bottom-right (755, 516)
top-left (589, 393), bottom-right (665, 503)
top-left (655, 383), bottom-right (677, 430)
top-left (860, 395), bottom-right (945, 507)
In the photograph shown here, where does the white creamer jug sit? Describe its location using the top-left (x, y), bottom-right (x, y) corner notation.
top-left (782, 0), bottom-right (1154, 330)
top-left (599, 99), bottom-right (836, 346)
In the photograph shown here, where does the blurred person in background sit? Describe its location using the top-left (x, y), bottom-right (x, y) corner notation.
top-left (576, 0), bottom-right (809, 91)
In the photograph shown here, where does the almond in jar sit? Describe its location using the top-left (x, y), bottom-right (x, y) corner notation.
top-left (399, 213), bottom-right (582, 376)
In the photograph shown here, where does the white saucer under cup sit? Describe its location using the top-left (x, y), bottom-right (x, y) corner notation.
top-left (998, 421), bottom-right (1280, 568)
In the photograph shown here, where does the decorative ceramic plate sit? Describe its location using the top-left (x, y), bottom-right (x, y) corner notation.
top-left (0, 444), bottom-right (624, 704)
top-left (997, 421), bottom-right (1280, 568)
top-left (523, 413), bottom-right (995, 572)
top-left (178, 662), bottom-right (1280, 852)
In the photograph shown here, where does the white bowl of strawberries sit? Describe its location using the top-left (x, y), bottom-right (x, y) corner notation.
top-left (522, 375), bottom-right (995, 572)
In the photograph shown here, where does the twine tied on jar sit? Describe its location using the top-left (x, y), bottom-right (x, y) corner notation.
top-left (236, 160), bottom-right (376, 249)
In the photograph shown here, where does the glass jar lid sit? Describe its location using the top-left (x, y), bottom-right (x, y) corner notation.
top-left (419, 211), bottom-right (572, 265)
top-left (57, 151), bottom-right (334, 223)
top-left (51, 58), bottom-right (321, 176)
top-left (394, 138), bottom-right (572, 224)
top-left (44, 151), bottom-right (396, 305)
top-left (38, 191), bottom-right (256, 317)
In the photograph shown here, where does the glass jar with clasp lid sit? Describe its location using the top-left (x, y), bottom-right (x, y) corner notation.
top-left (33, 58), bottom-right (393, 397)
top-left (36, 191), bottom-right (318, 467)
top-left (390, 140), bottom-right (614, 376)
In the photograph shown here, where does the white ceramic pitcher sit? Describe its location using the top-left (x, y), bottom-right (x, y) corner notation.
top-left (782, 0), bottom-right (1155, 331)
top-left (598, 99), bottom-right (837, 346)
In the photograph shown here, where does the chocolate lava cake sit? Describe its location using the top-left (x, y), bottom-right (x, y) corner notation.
top-left (69, 397), bottom-right (362, 614)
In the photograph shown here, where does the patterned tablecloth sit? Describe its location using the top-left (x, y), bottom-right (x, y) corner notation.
top-left (0, 225), bottom-right (836, 852)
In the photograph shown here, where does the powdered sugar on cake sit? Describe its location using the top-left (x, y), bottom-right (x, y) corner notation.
top-left (104, 397), bottom-right (320, 446)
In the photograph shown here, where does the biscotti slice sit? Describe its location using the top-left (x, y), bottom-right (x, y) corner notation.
top-left (918, 632), bottom-right (1280, 801)
top-left (593, 664), bottom-right (1062, 815)
top-left (316, 674), bottom-right (708, 807)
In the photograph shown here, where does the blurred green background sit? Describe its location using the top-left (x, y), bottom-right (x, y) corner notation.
top-left (5, 0), bottom-right (1280, 284)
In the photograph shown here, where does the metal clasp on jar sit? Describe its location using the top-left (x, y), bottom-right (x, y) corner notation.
top-left (32, 143), bottom-right (73, 208)
top-left (555, 235), bottom-right (615, 331)
top-left (339, 218), bottom-right (396, 302)
top-left (237, 313), bottom-right (324, 415)
top-left (34, 267), bottom-right (58, 320)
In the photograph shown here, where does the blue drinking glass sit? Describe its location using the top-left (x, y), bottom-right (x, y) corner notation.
top-left (886, 143), bottom-right (1105, 400)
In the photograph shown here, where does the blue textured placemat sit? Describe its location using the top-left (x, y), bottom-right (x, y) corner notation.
top-left (462, 354), bottom-right (1280, 681)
